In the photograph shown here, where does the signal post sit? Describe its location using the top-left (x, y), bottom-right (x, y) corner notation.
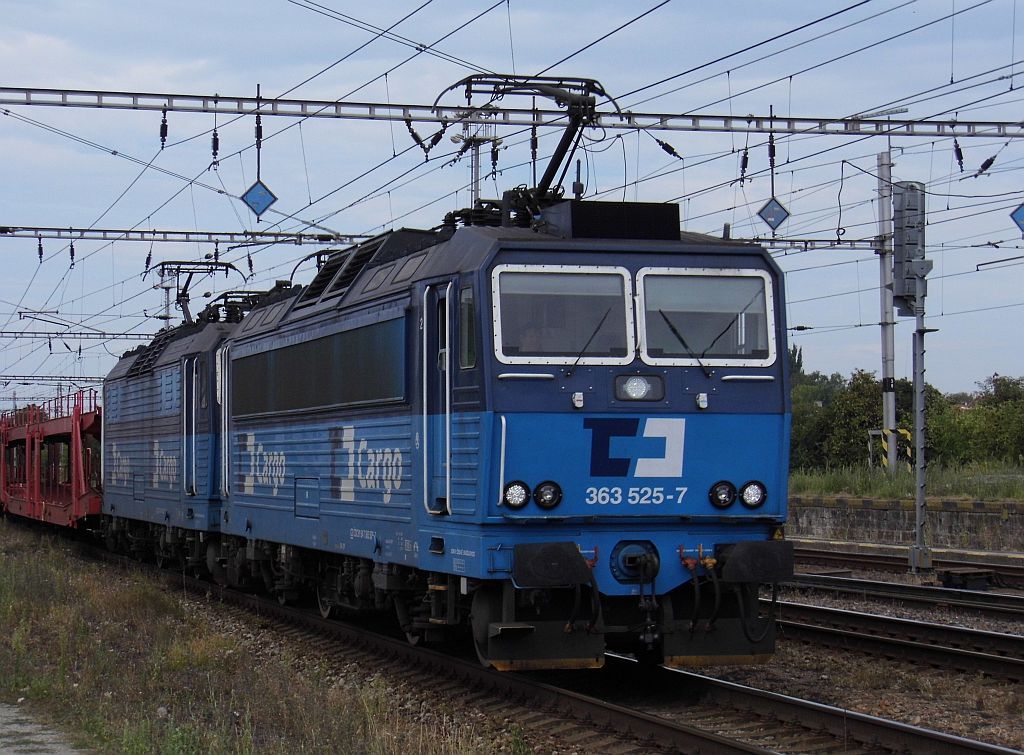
top-left (892, 181), bottom-right (933, 574)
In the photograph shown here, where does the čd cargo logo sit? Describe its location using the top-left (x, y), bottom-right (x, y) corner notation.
top-left (584, 418), bottom-right (685, 478)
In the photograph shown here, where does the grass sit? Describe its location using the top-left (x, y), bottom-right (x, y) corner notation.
top-left (789, 463), bottom-right (1024, 501)
top-left (0, 520), bottom-right (509, 754)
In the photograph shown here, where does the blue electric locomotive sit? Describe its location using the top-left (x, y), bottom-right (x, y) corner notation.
top-left (101, 74), bottom-right (793, 671)
top-left (102, 197), bottom-right (792, 670)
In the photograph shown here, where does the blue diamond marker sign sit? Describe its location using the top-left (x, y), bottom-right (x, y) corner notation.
top-left (1011, 202), bottom-right (1024, 236)
top-left (241, 180), bottom-right (278, 217)
top-left (758, 197), bottom-right (790, 232)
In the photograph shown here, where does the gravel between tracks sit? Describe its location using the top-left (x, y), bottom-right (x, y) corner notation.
top-left (179, 583), bottom-right (1024, 754)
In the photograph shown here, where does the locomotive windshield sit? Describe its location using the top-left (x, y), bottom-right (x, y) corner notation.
top-left (492, 265), bottom-right (634, 364)
top-left (638, 268), bottom-right (776, 366)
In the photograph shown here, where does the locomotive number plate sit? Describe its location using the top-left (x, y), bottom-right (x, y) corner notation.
top-left (584, 486), bottom-right (687, 505)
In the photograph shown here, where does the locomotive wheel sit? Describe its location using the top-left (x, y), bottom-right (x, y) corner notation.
top-left (392, 596), bottom-right (422, 646)
top-left (315, 585), bottom-right (334, 619)
top-left (470, 586), bottom-right (502, 668)
top-left (206, 540), bottom-right (228, 586)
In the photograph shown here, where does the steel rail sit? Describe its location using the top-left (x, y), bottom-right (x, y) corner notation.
top-left (786, 572), bottom-right (1024, 619)
top-left (775, 600), bottom-right (1024, 681)
top-left (795, 546), bottom-right (1024, 588)
top-left (658, 664), bottom-right (1022, 755)
top-left (775, 622), bottom-right (1024, 683)
top-left (778, 600), bottom-right (1024, 656)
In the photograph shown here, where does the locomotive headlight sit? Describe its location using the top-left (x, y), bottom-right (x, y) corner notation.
top-left (533, 481), bottom-right (563, 509)
top-left (739, 481), bottom-right (767, 508)
top-left (503, 481), bottom-right (531, 509)
top-left (615, 374), bottom-right (664, 401)
top-left (709, 481), bottom-right (737, 509)
top-left (624, 376), bottom-right (651, 399)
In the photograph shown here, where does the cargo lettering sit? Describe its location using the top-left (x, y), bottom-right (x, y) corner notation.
top-left (152, 440), bottom-right (178, 487)
top-left (107, 443), bottom-right (131, 487)
top-left (238, 433), bottom-right (286, 495)
top-left (333, 425), bottom-right (404, 504)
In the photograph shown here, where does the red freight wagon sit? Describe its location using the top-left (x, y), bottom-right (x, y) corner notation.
top-left (0, 390), bottom-right (102, 527)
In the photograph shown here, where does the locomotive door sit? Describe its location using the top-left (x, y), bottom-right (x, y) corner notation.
top-left (422, 282), bottom-right (452, 515)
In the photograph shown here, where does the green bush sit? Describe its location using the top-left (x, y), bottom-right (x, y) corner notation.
top-left (788, 353), bottom-right (1024, 473)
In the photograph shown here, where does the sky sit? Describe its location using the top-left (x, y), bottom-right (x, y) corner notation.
top-left (2, 0), bottom-right (1024, 403)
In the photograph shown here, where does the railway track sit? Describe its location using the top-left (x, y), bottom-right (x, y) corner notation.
top-left (640, 663), bottom-right (1021, 755)
top-left (795, 546), bottom-right (1024, 589)
top-left (774, 600), bottom-right (1024, 682)
top-left (0, 527), bottom-right (1005, 753)
top-left (786, 571), bottom-right (1024, 620)
top-left (149, 565), bottom-right (1017, 753)
top-left (168, 572), bottom-right (755, 754)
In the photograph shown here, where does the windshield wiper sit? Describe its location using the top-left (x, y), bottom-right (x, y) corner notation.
top-left (659, 309), bottom-right (711, 378)
top-left (566, 307), bottom-right (612, 377)
top-left (700, 289), bottom-right (763, 360)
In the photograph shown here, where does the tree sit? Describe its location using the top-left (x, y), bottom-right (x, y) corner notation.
top-left (788, 353), bottom-right (846, 469)
top-left (820, 370), bottom-right (881, 467)
top-left (920, 388), bottom-right (970, 465)
top-left (958, 375), bottom-right (1024, 462)
top-left (788, 350), bottom-right (1024, 468)
top-left (976, 374), bottom-right (1024, 406)
top-left (788, 344), bottom-right (804, 380)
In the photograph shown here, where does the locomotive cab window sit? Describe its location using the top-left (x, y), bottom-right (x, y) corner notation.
top-left (491, 264), bottom-right (634, 366)
top-left (638, 267), bottom-right (776, 367)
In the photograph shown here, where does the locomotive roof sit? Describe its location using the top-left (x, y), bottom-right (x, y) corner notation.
top-left (333, 224), bottom-right (766, 310)
top-left (234, 218), bottom-right (770, 334)
top-left (107, 320), bottom-right (236, 381)
top-left (113, 202), bottom-right (772, 360)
